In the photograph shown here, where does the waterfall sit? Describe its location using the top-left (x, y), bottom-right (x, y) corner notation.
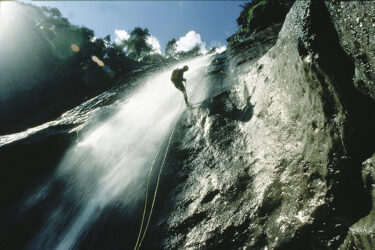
top-left (28, 55), bottom-right (212, 249)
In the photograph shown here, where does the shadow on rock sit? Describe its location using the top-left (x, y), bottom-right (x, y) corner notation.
top-left (197, 90), bottom-right (254, 122)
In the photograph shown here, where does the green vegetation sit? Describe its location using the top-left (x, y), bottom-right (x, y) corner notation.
top-left (165, 39), bottom-right (177, 58)
top-left (164, 38), bottom-right (202, 59)
top-left (231, 0), bottom-right (295, 39)
top-left (208, 47), bottom-right (217, 54)
top-left (120, 27), bottom-right (153, 61)
top-left (175, 44), bottom-right (202, 59)
top-left (0, 2), bottom-right (208, 134)
top-left (239, 0), bottom-right (267, 34)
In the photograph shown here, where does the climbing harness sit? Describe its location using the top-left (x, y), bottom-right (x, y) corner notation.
top-left (134, 101), bottom-right (184, 250)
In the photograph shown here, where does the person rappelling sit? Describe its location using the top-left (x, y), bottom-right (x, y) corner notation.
top-left (171, 65), bottom-right (189, 106)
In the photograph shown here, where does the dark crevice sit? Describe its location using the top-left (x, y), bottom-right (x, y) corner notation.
top-left (169, 212), bottom-right (207, 236)
top-left (206, 218), bottom-right (251, 250)
top-left (201, 190), bottom-right (220, 204)
top-left (200, 90), bottom-right (254, 122)
top-left (279, 1), bottom-right (375, 249)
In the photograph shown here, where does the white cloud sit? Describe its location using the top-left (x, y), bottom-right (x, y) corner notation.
top-left (114, 29), bottom-right (161, 54)
top-left (208, 41), bottom-right (227, 54)
top-left (147, 35), bottom-right (162, 54)
top-left (114, 29), bottom-right (130, 44)
top-left (215, 46), bottom-right (227, 53)
top-left (176, 30), bottom-right (207, 54)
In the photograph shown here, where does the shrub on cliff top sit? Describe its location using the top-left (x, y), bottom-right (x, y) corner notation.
top-left (237, 0), bottom-right (295, 35)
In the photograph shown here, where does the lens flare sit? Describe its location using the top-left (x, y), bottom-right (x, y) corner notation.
top-left (91, 55), bottom-right (104, 67)
top-left (97, 60), bottom-right (104, 67)
top-left (71, 44), bottom-right (80, 53)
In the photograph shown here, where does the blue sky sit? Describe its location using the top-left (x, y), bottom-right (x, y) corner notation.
top-left (27, 1), bottom-right (244, 53)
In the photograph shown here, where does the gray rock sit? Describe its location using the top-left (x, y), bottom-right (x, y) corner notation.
top-left (325, 1), bottom-right (375, 101)
top-left (340, 154), bottom-right (375, 250)
top-left (3, 1), bottom-right (375, 249)
top-left (146, 1), bottom-right (375, 249)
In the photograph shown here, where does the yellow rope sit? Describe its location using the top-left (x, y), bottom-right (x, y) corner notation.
top-left (133, 123), bottom-right (170, 250)
top-left (134, 101), bottom-right (183, 250)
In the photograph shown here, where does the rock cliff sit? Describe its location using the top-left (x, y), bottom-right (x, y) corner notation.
top-left (1, 1), bottom-right (375, 249)
top-left (144, 1), bottom-right (375, 249)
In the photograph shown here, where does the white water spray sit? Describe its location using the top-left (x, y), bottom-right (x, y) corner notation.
top-left (33, 56), bottom-right (212, 249)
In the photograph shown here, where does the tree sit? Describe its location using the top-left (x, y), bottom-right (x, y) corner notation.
top-left (45, 7), bottom-right (62, 18)
top-left (122, 27), bottom-right (152, 60)
top-left (165, 38), bottom-right (177, 58)
top-left (236, 0), bottom-right (294, 35)
top-left (104, 34), bottom-right (111, 43)
top-left (176, 44), bottom-right (202, 59)
top-left (208, 47), bottom-right (217, 54)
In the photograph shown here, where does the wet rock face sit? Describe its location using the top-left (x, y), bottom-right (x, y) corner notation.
top-left (340, 154), bottom-right (375, 249)
top-left (3, 2), bottom-right (374, 249)
top-left (325, 1), bottom-right (375, 101)
top-left (147, 1), bottom-right (375, 249)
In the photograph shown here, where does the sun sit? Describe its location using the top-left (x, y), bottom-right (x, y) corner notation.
top-left (0, 1), bottom-right (20, 35)
top-left (0, 1), bottom-right (17, 18)
top-left (0, 1), bottom-right (20, 25)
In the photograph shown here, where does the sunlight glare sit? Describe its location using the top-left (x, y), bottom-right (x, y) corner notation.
top-left (0, 2), bottom-right (17, 21)
top-left (0, 2), bottom-right (19, 35)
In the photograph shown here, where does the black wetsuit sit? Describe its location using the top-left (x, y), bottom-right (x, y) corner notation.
top-left (171, 69), bottom-right (186, 92)
top-left (171, 68), bottom-right (189, 105)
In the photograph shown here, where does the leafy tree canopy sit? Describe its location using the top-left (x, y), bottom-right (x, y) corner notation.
top-left (176, 44), bottom-right (202, 59)
top-left (122, 27), bottom-right (153, 60)
top-left (165, 38), bottom-right (177, 58)
top-left (236, 0), bottom-right (294, 35)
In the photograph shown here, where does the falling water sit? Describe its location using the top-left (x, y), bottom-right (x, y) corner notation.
top-left (28, 55), bottom-right (212, 249)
